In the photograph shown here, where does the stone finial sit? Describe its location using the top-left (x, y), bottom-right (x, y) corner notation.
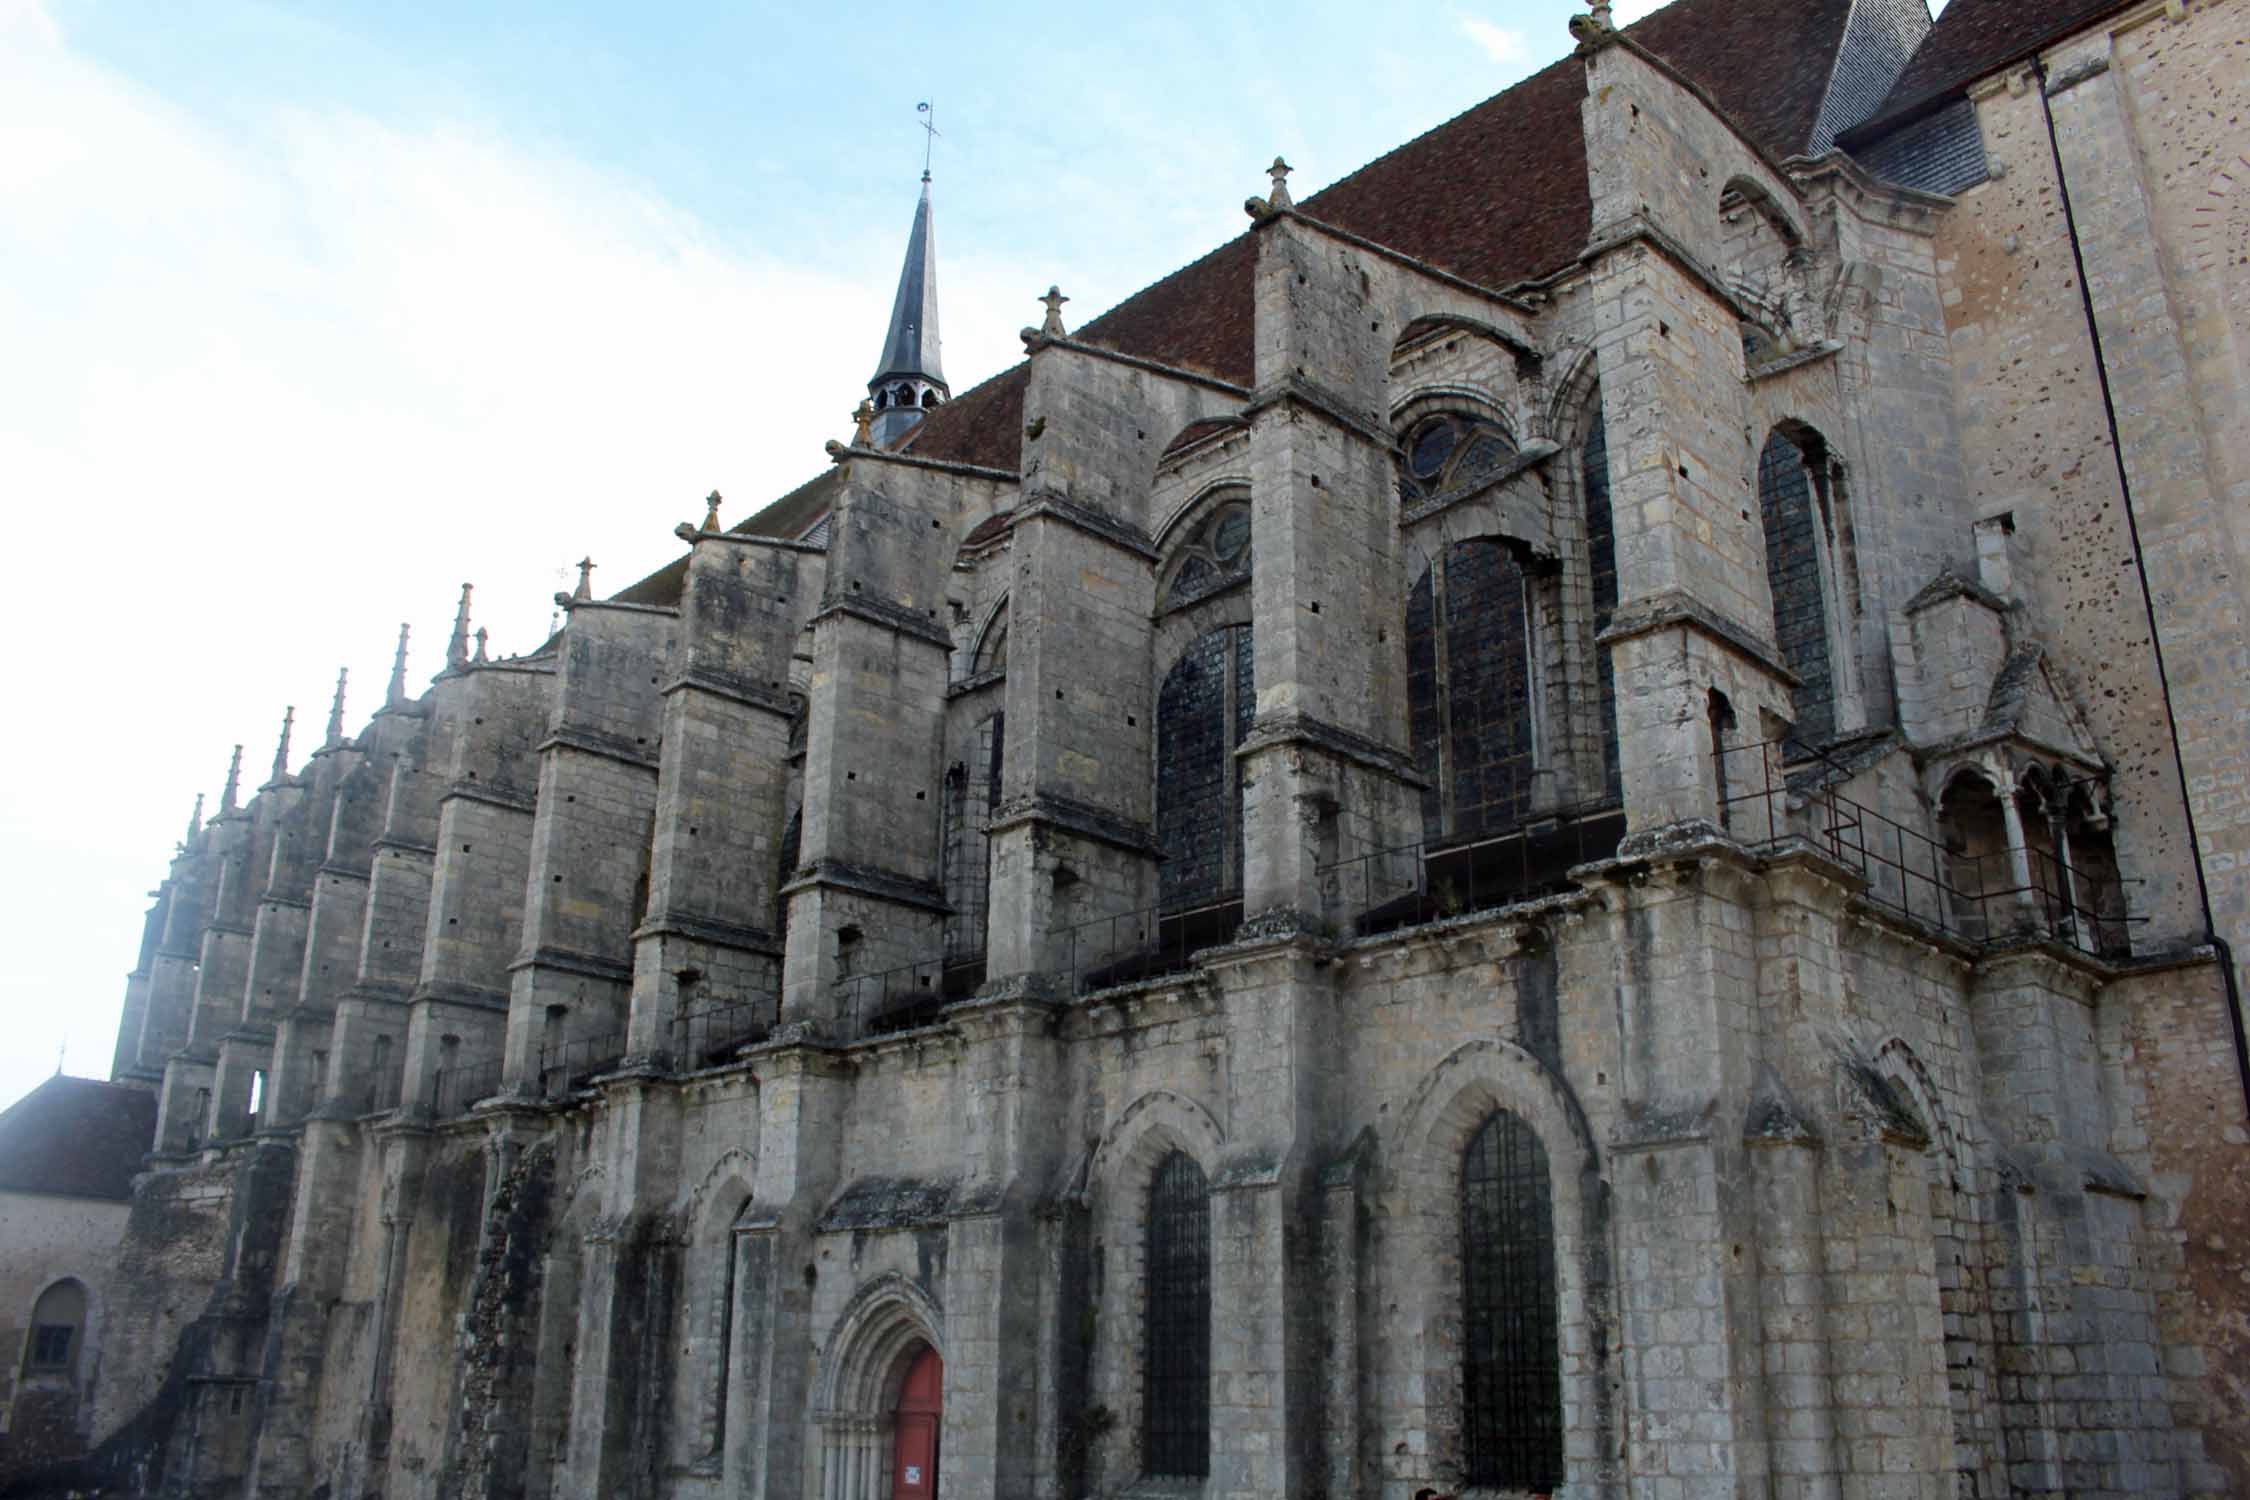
top-left (473, 626), bottom-right (489, 664)
top-left (270, 705), bottom-right (296, 783)
top-left (701, 489), bottom-right (724, 533)
top-left (325, 667), bottom-right (349, 747)
top-left (1038, 285), bottom-right (1070, 339)
top-left (852, 400), bottom-right (875, 447)
top-left (386, 623), bottom-right (411, 706)
top-left (185, 792), bottom-right (205, 843)
top-left (221, 745), bottom-right (243, 813)
top-left (1267, 157), bottom-right (1293, 210)
top-left (573, 558), bottom-right (596, 602)
top-left (446, 584), bottom-right (474, 670)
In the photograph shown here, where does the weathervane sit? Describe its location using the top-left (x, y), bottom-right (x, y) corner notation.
top-left (918, 100), bottom-right (940, 181)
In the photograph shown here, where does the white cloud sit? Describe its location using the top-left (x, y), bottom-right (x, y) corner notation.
top-left (0, 20), bottom-right (1040, 1106)
top-left (1460, 16), bottom-right (1530, 66)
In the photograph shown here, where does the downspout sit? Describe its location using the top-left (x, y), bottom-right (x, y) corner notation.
top-left (2035, 55), bottom-right (2250, 1119)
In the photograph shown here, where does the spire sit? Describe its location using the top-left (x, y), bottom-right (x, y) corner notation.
top-left (447, 583), bottom-right (474, 671)
top-left (867, 175), bottom-right (948, 447)
top-left (185, 792), bottom-right (205, 843)
top-left (325, 667), bottom-right (349, 747)
top-left (269, 705), bottom-right (296, 784)
top-left (473, 627), bottom-right (489, 664)
top-left (387, 623), bottom-right (411, 706)
top-left (221, 745), bottom-right (243, 813)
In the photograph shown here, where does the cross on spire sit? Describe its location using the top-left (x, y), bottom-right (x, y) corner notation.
top-left (917, 101), bottom-right (940, 182)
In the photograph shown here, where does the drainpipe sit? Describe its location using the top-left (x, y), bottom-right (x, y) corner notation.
top-left (2035, 54), bottom-right (2250, 1119)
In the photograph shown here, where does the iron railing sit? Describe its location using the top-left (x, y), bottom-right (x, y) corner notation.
top-left (1050, 893), bottom-right (1245, 997)
top-left (535, 1026), bottom-right (627, 1098)
top-left (1718, 738), bottom-right (2138, 959)
top-left (838, 954), bottom-right (988, 1038)
top-left (431, 1057), bottom-right (502, 1119)
top-left (1319, 802), bottom-right (1628, 939)
top-left (671, 998), bottom-right (776, 1071)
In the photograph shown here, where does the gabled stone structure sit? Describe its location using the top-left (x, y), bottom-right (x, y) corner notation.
top-left (44, 1), bottom-right (2250, 1497)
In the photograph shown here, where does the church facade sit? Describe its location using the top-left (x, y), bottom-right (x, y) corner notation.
top-left (46, 0), bottom-right (2250, 1496)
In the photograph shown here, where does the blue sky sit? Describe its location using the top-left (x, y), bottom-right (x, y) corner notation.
top-left (0, 0), bottom-right (1937, 1109)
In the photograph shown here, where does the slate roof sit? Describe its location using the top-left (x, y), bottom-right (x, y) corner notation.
top-left (665, 0), bottom-right (1869, 579)
top-left (0, 1076), bottom-right (156, 1201)
top-left (1841, 0), bottom-right (2138, 143)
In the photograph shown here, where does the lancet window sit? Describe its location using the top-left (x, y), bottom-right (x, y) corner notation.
top-left (1460, 1110), bottom-right (1563, 1492)
top-left (1156, 627), bottom-right (1253, 910)
top-left (1408, 541), bottom-right (1537, 841)
top-left (1144, 1150), bottom-right (1211, 1478)
top-left (1583, 395), bottom-right (1621, 802)
top-left (942, 712), bottom-right (1003, 961)
top-left (1758, 426), bottom-right (1845, 746)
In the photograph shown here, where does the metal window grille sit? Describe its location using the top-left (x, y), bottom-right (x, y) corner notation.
top-left (1144, 1150), bottom-right (1211, 1478)
top-left (1461, 1110), bottom-right (1563, 1492)
top-left (28, 1324), bottom-right (73, 1370)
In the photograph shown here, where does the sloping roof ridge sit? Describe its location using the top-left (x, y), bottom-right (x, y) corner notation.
top-left (1839, 0), bottom-right (2141, 146)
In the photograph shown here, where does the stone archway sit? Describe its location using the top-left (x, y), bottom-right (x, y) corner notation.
top-left (813, 1274), bottom-right (945, 1500)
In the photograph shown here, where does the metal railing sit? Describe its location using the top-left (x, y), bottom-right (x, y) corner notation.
top-left (839, 955), bottom-right (972, 1038)
top-left (1718, 738), bottom-right (2138, 959)
top-left (432, 1057), bottom-right (502, 1119)
top-left (1319, 801), bottom-right (1629, 940)
top-left (535, 1026), bottom-right (627, 1098)
top-left (671, 997), bottom-right (776, 1070)
top-left (1050, 892), bottom-right (1246, 997)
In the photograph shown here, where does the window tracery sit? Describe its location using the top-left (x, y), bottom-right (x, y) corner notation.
top-left (1398, 411), bottom-right (1518, 506)
top-left (1159, 497), bottom-right (1252, 612)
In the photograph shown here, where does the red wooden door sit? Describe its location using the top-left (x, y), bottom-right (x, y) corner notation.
top-left (892, 1345), bottom-right (942, 1499)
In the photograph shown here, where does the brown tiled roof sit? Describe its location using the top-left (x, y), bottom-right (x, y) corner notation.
top-left (1841, 0), bottom-right (2136, 143)
top-left (0, 1076), bottom-right (155, 1201)
top-left (671, 0), bottom-right (1864, 506)
top-left (1631, 0), bottom-right (1856, 161)
top-left (612, 466), bottom-right (847, 607)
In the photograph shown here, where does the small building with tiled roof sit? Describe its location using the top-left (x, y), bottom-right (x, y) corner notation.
top-left (0, 1076), bottom-right (154, 1483)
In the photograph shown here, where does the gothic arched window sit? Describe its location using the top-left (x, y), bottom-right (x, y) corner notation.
top-left (1461, 1110), bottom-right (1563, 1492)
top-left (1583, 395), bottom-right (1621, 802)
top-left (1758, 427), bottom-right (1838, 746)
top-left (1407, 541), bottom-right (1535, 842)
top-left (1156, 626), bottom-right (1253, 909)
top-left (1144, 1150), bottom-right (1211, 1478)
top-left (1399, 412), bottom-right (1517, 505)
top-left (1158, 498), bottom-right (1251, 612)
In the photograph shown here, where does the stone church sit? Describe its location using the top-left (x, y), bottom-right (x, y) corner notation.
top-left (27, 0), bottom-right (2250, 1495)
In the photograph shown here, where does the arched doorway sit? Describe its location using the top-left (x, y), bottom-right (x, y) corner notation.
top-left (892, 1344), bottom-right (942, 1499)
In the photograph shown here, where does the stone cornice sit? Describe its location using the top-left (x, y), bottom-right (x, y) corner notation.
top-left (1256, 207), bottom-right (1542, 326)
top-left (538, 726), bottom-right (661, 773)
top-left (632, 910), bottom-right (780, 955)
top-left (660, 666), bottom-right (797, 719)
top-left (987, 792), bottom-right (1161, 856)
top-left (1597, 590), bottom-right (1800, 687)
top-left (507, 945), bottom-right (634, 983)
top-left (442, 780), bottom-right (538, 815)
top-left (1242, 375), bottom-right (1397, 451)
top-left (1020, 334), bottom-right (1251, 398)
top-left (1237, 709), bottom-right (1425, 785)
top-left (808, 596), bottom-right (956, 651)
top-left (779, 859), bottom-right (949, 914)
top-left (825, 441), bottom-right (1020, 484)
top-left (1014, 490), bottom-right (1160, 561)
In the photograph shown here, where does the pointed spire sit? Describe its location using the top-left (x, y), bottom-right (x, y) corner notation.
top-left (573, 558), bottom-right (595, 602)
top-left (447, 583), bottom-right (474, 671)
top-left (387, 623), bottom-right (411, 705)
top-left (325, 667), bottom-right (349, 747)
top-left (701, 489), bottom-right (724, 533)
top-left (186, 792), bottom-right (205, 843)
top-left (270, 705), bottom-right (296, 783)
top-left (221, 744), bottom-right (244, 813)
top-left (473, 627), bottom-right (489, 664)
top-left (867, 174), bottom-right (948, 447)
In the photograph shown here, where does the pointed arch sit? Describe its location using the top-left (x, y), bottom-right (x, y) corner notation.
top-left (1381, 1040), bottom-right (1614, 1499)
top-left (814, 1272), bottom-right (946, 1414)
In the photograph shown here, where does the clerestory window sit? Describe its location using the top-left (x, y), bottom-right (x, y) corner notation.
top-left (1399, 412), bottom-right (1518, 506)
